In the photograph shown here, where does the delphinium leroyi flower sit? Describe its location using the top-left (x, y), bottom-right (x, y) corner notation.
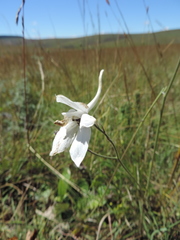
top-left (50, 70), bottom-right (104, 167)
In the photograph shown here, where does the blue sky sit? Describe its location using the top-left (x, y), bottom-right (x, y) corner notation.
top-left (0, 0), bottom-right (179, 39)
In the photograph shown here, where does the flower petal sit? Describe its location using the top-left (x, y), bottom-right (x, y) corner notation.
top-left (62, 109), bottom-right (82, 118)
top-left (87, 69), bottom-right (104, 111)
top-left (56, 95), bottom-right (88, 112)
top-left (69, 127), bottom-right (91, 167)
top-left (80, 114), bottom-right (96, 128)
top-left (50, 121), bottom-right (78, 156)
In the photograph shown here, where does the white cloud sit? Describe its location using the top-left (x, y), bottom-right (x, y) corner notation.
top-left (32, 21), bottom-right (38, 26)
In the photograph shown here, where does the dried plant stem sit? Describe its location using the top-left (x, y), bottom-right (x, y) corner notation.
top-left (146, 58), bottom-right (180, 193)
top-left (16, 0), bottom-right (29, 146)
top-left (21, 1), bottom-right (31, 149)
top-left (114, 0), bottom-right (156, 98)
top-left (167, 152), bottom-right (180, 188)
top-left (37, 60), bottom-right (45, 92)
top-left (28, 144), bottom-right (87, 197)
top-left (143, 0), bottom-right (163, 59)
top-left (32, 60), bottom-right (45, 120)
top-left (96, 212), bottom-right (113, 240)
top-left (123, 69), bottom-right (130, 103)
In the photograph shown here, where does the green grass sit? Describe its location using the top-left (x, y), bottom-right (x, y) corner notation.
top-left (0, 35), bottom-right (180, 239)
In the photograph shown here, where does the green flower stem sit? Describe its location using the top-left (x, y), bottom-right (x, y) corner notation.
top-left (28, 144), bottom-right (87, 197)
top-left (88, 149), bottom-right (117, 160)
top-left (94, 124), bottom-right (138, 186)
top-left (146, 58), bottom-right (180, 193)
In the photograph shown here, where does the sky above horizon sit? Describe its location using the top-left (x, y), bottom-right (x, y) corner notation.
top-left (0, 0), bottom-right (179, 39)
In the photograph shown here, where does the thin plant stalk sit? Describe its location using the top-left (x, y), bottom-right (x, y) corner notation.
top-left (146, 58), bottom-right (180, 193)
top-left (22, 2), bottom-right (29, 144)
top-left (114, 0), bottom-right (156, 98)
top-left (16, 0), bottom-right (29, 146)
top-left (32, 60), bottom-right (45, 120)
top-left (88, 149), bottom-right (117, 160)
top-left (94, 123), bottom-right (137, 185)
top-left (105, 88), bottom-right (166, 189)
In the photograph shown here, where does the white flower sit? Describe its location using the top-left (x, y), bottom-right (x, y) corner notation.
top-left (50, 69), bottom-right (104, 167)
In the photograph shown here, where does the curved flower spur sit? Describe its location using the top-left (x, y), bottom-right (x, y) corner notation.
top-left (50, 69), bottom-right (104, 167)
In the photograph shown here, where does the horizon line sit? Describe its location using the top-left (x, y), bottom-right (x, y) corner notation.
top-left (0, 28), bottom-right (179, 40)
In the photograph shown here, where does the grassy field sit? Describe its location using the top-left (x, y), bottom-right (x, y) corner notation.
top-left (0, 32), bottom-right (180, 239)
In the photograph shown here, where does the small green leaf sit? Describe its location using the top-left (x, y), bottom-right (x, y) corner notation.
top-left (78, 179), bottom-right (89, 191)
top-left (57, 168), bottom-right (71, 200)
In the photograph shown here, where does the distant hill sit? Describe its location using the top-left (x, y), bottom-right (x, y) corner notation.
top-left (0, 29), bottom-right (180, 48)
top-left (0, 35), bottom-right (23, 45)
